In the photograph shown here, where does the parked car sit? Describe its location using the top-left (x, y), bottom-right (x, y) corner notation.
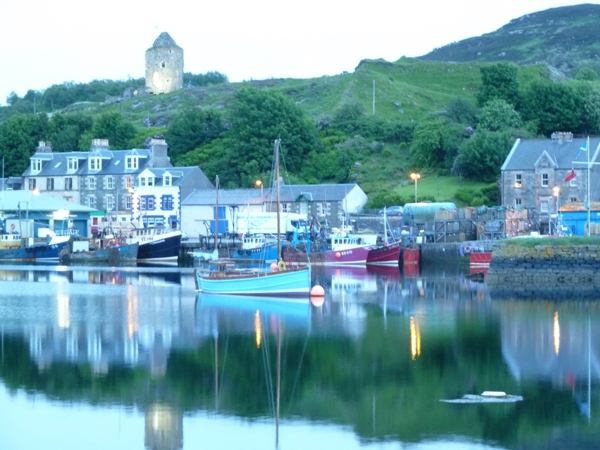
top-left (379, 206), bottom-right (403, 216)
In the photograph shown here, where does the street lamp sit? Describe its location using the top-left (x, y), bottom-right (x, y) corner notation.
top-left (410, 173), bottom-right (421, 203)
top-left (553, 186), bottom-right (560, 234)
top-left (255, 179), bottom-right (264, 211)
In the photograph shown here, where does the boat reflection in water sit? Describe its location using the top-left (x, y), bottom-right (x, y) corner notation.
top-left (3, 264), bottom-right (600, 449)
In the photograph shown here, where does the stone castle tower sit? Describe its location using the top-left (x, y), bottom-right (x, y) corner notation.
top-left (145, 32), bottom-right (184, 95)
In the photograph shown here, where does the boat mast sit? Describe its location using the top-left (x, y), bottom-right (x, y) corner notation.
top-left (215, 175), bottom-right (219, 251)
top-left (275, 139), bottom-right (282, 262)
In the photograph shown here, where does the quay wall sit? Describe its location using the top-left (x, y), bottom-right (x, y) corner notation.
top-left (486, 244), bottom-right (600, 294)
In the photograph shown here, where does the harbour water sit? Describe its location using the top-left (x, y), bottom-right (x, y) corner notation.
top-left (0, 263), bottom-right (598, 449)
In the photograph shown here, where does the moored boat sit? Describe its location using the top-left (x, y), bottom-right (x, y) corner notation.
top-left (195, 139), bottom-right (312, 296)
top-left (126, 227), bottom-right (182, 263)
top-left (0, 232), bottom-right (70, 262)
top-left (195, 259), bottom-right (311, 296)
top-left (59, 235), bottom-right (139, 264)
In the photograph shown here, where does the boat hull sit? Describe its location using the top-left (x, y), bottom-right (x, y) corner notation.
top-left (0, 237), bottom-right (70, 262)
top-left (63, 243), bottom-right (139, 264)
top-left (196, 266), bottom-right (311, 296)
top-left (232, 243), bottom-right (279, 262)
top-left (366, 241), bottom-right (401, 266)
top-left (132, 231), bottom-right (182, 263)
top-left (283, 245), bottom-right (371, 265)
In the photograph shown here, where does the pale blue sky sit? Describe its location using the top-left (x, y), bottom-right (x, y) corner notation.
top-left (0, 0), bottom-right (592, 106)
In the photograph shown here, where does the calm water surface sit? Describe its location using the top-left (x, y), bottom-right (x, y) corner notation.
top-left (0, 263), bottom-right (598, 450)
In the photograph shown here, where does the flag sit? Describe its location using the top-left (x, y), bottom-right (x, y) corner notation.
top-left (576, 139), bottom-right (588, 159)
top-left (564, 169), bottom-right (576, 182)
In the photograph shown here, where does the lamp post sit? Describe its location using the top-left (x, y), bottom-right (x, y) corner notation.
top-left (255, 179), bottom-right (264, 211)
top-left (410, 173), bottom-right (421, 203)
top-left (553, 186), bottom-right (560, 234)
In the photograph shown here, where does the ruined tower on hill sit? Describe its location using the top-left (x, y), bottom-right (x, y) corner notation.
top-left (145, 32), bottom-right (184, 95)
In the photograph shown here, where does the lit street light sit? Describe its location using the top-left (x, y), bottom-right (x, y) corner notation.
top-left (255, 179), bottom-right (264, 211)
top-left (410, 173), bottom-right (421, 203)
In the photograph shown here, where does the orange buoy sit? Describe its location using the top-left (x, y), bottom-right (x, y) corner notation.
top-left (310, 296), bottom-right (325, 307)
top-left (270, 262), bottom-right (278, 271)
top-left (311, 285), bottom-right (325, 296)
top-left (336, 252), bottom-right (341, 258)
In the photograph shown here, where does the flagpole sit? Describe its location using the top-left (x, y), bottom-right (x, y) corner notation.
top-left (588, 136), bottom-right (591, 236)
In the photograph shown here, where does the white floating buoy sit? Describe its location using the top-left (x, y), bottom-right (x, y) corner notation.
top-left (481, 391), bottom-right (506, 397)
top-left (311, 285), bottom-right (325, 297)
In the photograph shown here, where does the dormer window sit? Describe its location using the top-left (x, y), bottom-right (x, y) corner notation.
top-left (67, 158), bottom-right (79, 172)
top-left (164, 174), bottom-right (172, 186)
top-left (140, 176), bottom-right (154, 187)
top-left (31, 159), bottom-right (42, 173)
top-left (89, 157), bottom-right (102, 171)
top-left (126, 156), bottom-right (139, 170)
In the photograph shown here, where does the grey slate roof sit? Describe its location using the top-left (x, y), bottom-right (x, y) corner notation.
top-left (182, 183), bottom-right (360, 206)
top-left (23, 149), bottom-right (153, 177)
top-left (0, 190), bottom-right (96, 213)
top-left (502, 137), bottom-right (600, 171)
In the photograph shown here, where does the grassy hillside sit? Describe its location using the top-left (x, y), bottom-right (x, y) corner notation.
top-left (419, 3), bottom-right (600, 76)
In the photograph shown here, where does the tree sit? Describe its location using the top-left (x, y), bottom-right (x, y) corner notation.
top-left (225, 87), bottom-right (322, 186)
top-left (446, 97), bottom-right (479, 125)
top-left (478, 99), bottom-right (522, 131)
top-left (79, 112), bottom-right (136, 150)
top-left (520, 80), bottom-right (583, 136)
top-left (410, 117), bottom-right (463, 169)
top-left (453, 130), bottom-right (514, 181)
top-left (47, 113), bottom-right (94, 152)
top-left (0, 113), bottom-right (49, 176)
top-left (165, 108), bottom-right (227, 162)
top-left (476, 63), bottom-right (520, 107)
top-left (5, 92), bottom-right (19, 106)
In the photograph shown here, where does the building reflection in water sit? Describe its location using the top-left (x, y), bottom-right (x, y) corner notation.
top-left (144, 404), bottom-right (183, 450)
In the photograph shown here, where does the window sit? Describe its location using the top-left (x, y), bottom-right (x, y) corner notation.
top-left (65, 178), bottom-right (73, 191)
top-left (87, 177), bottom-right (97, 190)
top-left (125, 195), bottom-right (132, 210)
top-left (46, 178), bottom-right (54, 191)
top-left (31, 159), bottom-right (42, 172)
top-left (162, 195), bottom-right (174, 210)
top-left (540, 200), bottom-right (549, 213)
top-left (282, 203), bottom-right (290, 213)
top-left (88, 196), bottom-right (96, 208)
top-left (164, 174), bottom-right (172, 186)
top-left (106, 195), bottom-right (115, 211)
top-left (515, 198), bottom-right (522, 207)
top-left (570, 178), bottom-right (577, 187)
top-left (515, 174), bottom-right (522, 188)
top-left (126, 156), bottom-right (138, 170)
top-left (67, 158), bottom-right (78, 171)
top-left (125, 176), bottom-right (132, 190)
top-left (28, 179), bottom-right (36, 190)
top-left (570, 197), bottom-right (577, 202)
top-left (140, 196), bottom-right (155, 210)
top-left (106, 176), bottom-right (115, 189)
top-left (542, 173), bottom-right (548, 187)
top-left (147, 177), bottom-right (154, 186)
top-left (89, 157), bottom-right (102, 171)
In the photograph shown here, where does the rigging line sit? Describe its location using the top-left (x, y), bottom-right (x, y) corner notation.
top-left (287, 331), bottom-right (310, 411)
top-left (219, 334), bottom-right (230, 398)
top-left (261, 316), bottom-right (275, 415)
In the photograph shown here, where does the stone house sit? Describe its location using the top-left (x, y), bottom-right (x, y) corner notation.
top-left (500, 133), bottom-right (600, 233)
top-left (21, 138), bottom-right (213, 236)
top-left (180, 183), bottom-right (368, 239)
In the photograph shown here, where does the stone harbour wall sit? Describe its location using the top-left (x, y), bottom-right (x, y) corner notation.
top-left (486, 244), bottom-right (600, 288)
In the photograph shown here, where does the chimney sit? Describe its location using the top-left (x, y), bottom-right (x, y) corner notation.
top-left (36, 141), bottom-right (52, 153)
top-left (90, 139), bottom-right (110, 151)
top-left (149, 138), bottom-right (172, 168)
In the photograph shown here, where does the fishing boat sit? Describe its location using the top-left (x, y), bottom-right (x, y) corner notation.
top-left (232, 233), bottom-right (279, 262)
top-left (195, 139), bottom-right (311, 296)
top-left (0, 230), bottom-right (70, 262)
top-left (464, 241), bottom-right (493, 276)
top-left (126, 226), bottom-right (182, 263)
top-left (59, 235), bottom-right (139, 264)
top-left (366, 207), bottom-right (401, 266)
